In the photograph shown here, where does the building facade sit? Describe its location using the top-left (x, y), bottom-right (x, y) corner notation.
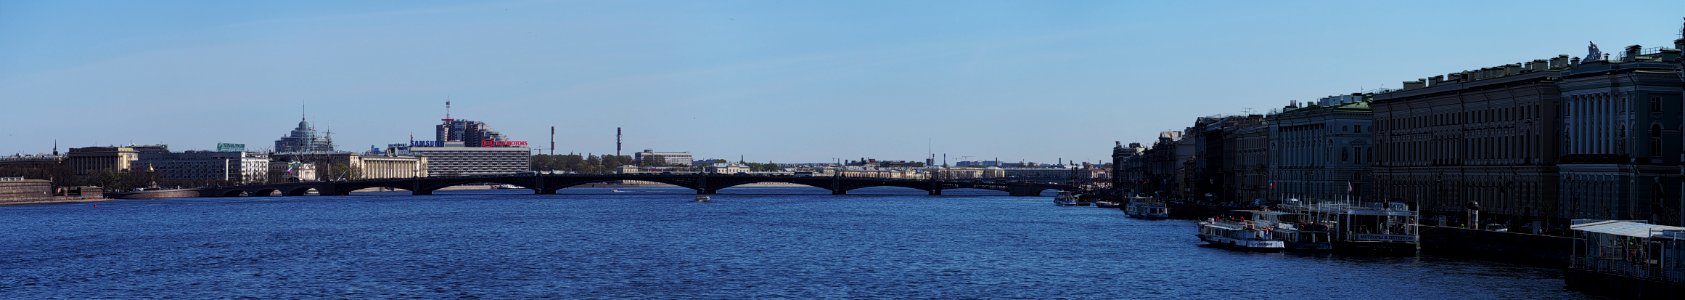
top-left (1269, 97), bottom-right (1374, 204)
top-left (1228, 119), bottom-right (1271, 203)
top-left (635, 149), bottom-right (695, 166)
top-left (272, 152), bottom-right (428, 180)
top-left (0, 155), bottom-right (66, 185)
top-left (135, 151), bottom-right (271, 186)
top-left (406, 147), bottom-right (528, 176)
top-left (269, 161), bottom-right (318, 182)
top-left (66, 146), bottom-right (144, 175)
top-left (1373, 57), bottom-right (1566, 229)
top-left (355, 155), bottom-right (429, 179)
top-left (1557, 44), bottom-right (1684, 226)
top-left (1111, 142), bottom-right (1146, 194)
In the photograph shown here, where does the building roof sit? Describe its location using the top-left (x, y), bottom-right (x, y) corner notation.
top-left (1571, 220), bottom-right (1685, 238)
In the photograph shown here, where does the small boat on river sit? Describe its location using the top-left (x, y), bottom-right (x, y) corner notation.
top-left (695, 195), bottom-right (711, 203)
top-left (1054, 191), bottom-right (1080, 206)
top-left (1095, 199), bottom-right (1122, 209)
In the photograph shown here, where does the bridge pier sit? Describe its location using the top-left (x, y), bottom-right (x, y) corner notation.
top-left (928, 189), bottom-right (942, 196)
top-left (412, 189), bottom-right (433, 196)
top-left (534, 189), bottom-right (555, 195)
top-left (831, 189), bottom-right (846, 195)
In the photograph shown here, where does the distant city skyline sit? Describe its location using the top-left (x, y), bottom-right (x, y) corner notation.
top-left (3, 0), bottom-right (1682, 163)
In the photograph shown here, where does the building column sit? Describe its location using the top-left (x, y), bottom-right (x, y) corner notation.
top-left (1577, 96), bottom-right (1586, 154)
top-left (1602, 94), bottom-right (1612, 154)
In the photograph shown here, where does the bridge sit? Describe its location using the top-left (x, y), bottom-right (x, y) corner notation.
top-left (199, 174), bottom-right (1078, 197)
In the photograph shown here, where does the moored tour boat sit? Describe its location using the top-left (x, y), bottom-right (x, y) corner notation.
top-left (1126, 197), bottom-right (1170, 220)
top-left (1196, 210), bottom-right (1286, 252)
top-left (1256, 211), bottom-right (1333, 252)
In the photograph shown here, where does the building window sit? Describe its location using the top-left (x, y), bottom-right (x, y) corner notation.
top-left (1654, 96), bottom-right (1664, 113)
top-left (1651, 124), bottom-right (1663, 157)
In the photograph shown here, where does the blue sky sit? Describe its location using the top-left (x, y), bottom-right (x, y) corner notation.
top-left (2, 0), bottom-right (1682, 163)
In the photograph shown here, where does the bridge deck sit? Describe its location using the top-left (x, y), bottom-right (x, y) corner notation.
top-left (199, 174), bottom-right (1078, 198)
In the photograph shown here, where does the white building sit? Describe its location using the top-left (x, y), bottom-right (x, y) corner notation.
top-left (635, 149), bottom-right (694, 166)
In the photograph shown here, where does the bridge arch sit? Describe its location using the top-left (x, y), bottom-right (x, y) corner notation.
top-left (335, 181), bottom-right (414, 194)
top-left (704, 177), bottom-right (835, 194)
top-left (417, 181), bottom-right (537, 193)
top-left (935, 187), bottom-right (1011, 195)
top-left (842, 185), bottom-right (933, 195)
top-left (252, 188), bottom-right (280, 196)
top-left (220, 190), bottom-right (246, 197)
top-left (284, 187), bottom-right (320, 196)
top-left (544, 177), bottom-right (699, 194)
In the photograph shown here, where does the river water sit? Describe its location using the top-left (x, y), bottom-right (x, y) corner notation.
top-left (1, 187), bottom-right (1585, 298)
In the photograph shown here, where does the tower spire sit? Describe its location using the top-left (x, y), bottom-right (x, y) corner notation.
top-left (52, 139), bottom-right (58, 156)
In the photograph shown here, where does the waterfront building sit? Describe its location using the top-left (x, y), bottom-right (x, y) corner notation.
top-left (1141, 130), bottom-right (1190, 198)
top-left (1111, 142), bottom-right (1146, 193)
top-left (356, 155), bottom-right (429, 179)
top-left (1680, 21), bottom-right (1685, 228)
top-left (268, 160), bottom-right (318, 182)
top-left (1189, 117), bottom-right (1225, 201)
top-left (1557, 44), bottom-right (1684, 226)
top-left (1228, 119), bottom-right (1271, 203)
top-left (65, 146), bottom-right (156, 175)
top-left (1003, 167), bottom-right (1084, 182)
top-left (1268, 96), bottom-right (1374, 204)
top-left (634, 149), bottom-right (694, 166)
top-left (1203, 115), bottom-right (1267, 203)
top-left (954, 160), bottom-right (1004, 168)
top-left (272, 152), bottom-right (428, 180)
top-left (1373, 56), bottom-right (1568, 229)
top-left (933, 167), bottom-right (1004, 180)
top-left (273, 117), bottom-right (336, 153)
top-left (704, 163), bottom-right (751, 174)
top-left (134, 151), bottom-right (271, 186)
top-left (0, 154), bottom-right (65, 185)
top-left (405, 146), bottom-right (525, 176)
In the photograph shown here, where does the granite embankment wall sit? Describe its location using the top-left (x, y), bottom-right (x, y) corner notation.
top-left (1420, 225), bottom-right (1570, 267)
top-left (0, 179), bottom-right (55, 203)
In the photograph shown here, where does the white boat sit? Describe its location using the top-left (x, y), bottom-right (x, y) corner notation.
top-left (1053, 191), bottom-right (1079, 206)
top-left (695, 195), bottom-right (710, 203)
top-left (1125, 197), bottom-right (1170, 219)
top-left (1196, 210), bottom-right (1286, 251)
